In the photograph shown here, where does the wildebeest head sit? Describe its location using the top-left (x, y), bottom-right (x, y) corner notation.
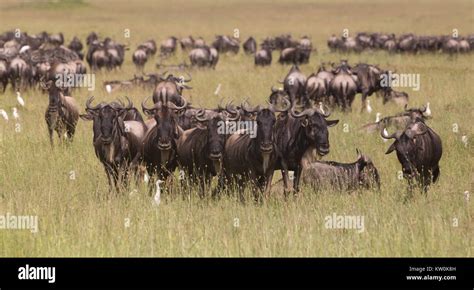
top-left (268, 86), bottom-right (289, 107)
top-left (354, 149), bottom-right (381, 190)
top-left (381, 120), bottom-right (428, 178)
top-left (142, 96), bottom-right (187, 164)
top-left (290, 105), bottom-right (339, 156)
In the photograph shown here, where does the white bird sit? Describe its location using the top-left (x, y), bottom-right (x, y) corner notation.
top-left (12, 107), bottom-right (20, 120)
top-left (153, 180), bottom-right (164, 206)
top-left (425, 102), bottom-right (431, 116)
top-left (105, 84), bottom-right (112, 94)
top-left (318, 102), bottom-right (325, 114)
top-left (461, 135), bottom-right (468, 147)
top-left (214, 83), bottom-right (222, 95)
top-left (16, 91), bottom-right (25, 107)
top-left (0, 109), bottom-right (8, 121)
top-left (382, 128), bottom-right (389, 142)
top-left (144, 172), bottom-right (150, 183)
top-left (375, 112), bottom-right (381, 123)
top-left (366, 99), bottom-right (373, 113)
top-left (19, 45), bottom-right (31, 54)
top-left (464, 191), bottom-right (470, 202)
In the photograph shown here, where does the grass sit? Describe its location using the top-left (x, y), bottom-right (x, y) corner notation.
top-left (0, 0), bottom-right (473, 257)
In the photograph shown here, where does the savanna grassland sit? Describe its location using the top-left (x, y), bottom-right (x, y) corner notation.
top-left (0, 0), bottom-right (472, 257)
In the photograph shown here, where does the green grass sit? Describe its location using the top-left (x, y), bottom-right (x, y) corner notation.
top-left (0, 0), bottom-right (473, 257)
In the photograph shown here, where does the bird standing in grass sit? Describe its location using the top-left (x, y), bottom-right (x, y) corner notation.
top-left (154, 180), bottom-right (164, 206)
top-left (0, 109), bottom-right (8, 121)
top-left (16, 91), bottom-right (25, 107)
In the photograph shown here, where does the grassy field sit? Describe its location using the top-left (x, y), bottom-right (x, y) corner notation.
top-left (0, 0), bottom-right (473, 257)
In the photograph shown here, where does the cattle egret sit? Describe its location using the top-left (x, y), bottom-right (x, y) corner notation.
top-left (105, 84), bottom-right (112, 94)
top-left (154, 180), bottom-right (164, 206)
top-left (425, 102), bottom-right (431, 116)
top-left (214, 83), bottom-right (221, 95)
top-left (464, 191), bottom-right (470, 201)
top-left (461, 135), bottom-right (468, 147)
top-left (19, 45), bottom-right (31, 54)
top-left (0, 109), bottom-right (8, 121)
top-left (375, 112), bottom-right (381, 123)
top-left (382, 128), bottom-right (389, 142)
top-left (16, 91), bottom-right (25, 107)
top-left (366, 99), bottom-right (373, 113)
top-left (144, 172), bottom-right (150, 183)
top-left (318, 102), bottom-right (325, 114)
top-left (12, 107), bottom-right (20, 120)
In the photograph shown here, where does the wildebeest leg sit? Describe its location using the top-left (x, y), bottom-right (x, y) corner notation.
top-left (263, 171), bottom-right (274, 199)
top-left (212, 174), bottom-right (226, 199)
top-left (360, 92), bottom-right (368, 113)
top-left (293, 165), bottom-right (303, 194)
top-left (432, 166), bottom-right (440, 184)
top-left (280, 160), bottom-right (292, 197)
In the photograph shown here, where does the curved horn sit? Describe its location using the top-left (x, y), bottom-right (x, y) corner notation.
top-left (225, 101), bottom-right (240, 121)
top-left (141, 96), bottom-right (154, 112)
top-left (123, 96), bottom-right (133, 109)
top-left (182, 72), bottom-right (192, 82)
top-left (268, 97), bottom-right (291, 113)
top-left (166, 96), bottom-right (188, 111)
top-left (195, 109), bottom-right (208, 122)
top-left (290, 105), bottom-right (314, 118)
top-left (316, 103), bottom-right (331, 117)
top-left (159, 71), bottom-right (168, 81)
top-left (86, 96), bottom-right (101, 110)
top-left (271, 86), bottom-right (278, 93)
top-left (241, 100), bottom-right (260, 113)
top-left (380, 126), bottom-right (398, 139)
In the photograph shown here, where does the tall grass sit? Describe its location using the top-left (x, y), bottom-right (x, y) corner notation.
top-left (0, 0), bottom-right (472, 257)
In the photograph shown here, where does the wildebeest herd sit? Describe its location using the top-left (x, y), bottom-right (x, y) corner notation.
top-left (328, 32), bottom-right (473, 54)
top-left (0, 30), bottom-right (445, 202)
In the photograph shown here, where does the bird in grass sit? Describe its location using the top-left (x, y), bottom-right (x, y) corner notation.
top-left (154, 180), bottom-right (164, 206)
top-left (425, 102), bottom-right (431, 116)
top-left (365, 99), bottom-right (373, 113)
top-left (12, 107), bottom-right (20, 120)
top-left (16, 91), bottom-right (25, 107)
top-left (0, 109), bottom-right (8, 121)
top-left (375, 112), bottom-right (381, 123)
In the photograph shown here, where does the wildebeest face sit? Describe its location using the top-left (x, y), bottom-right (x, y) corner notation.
top-left (256, 109), bottom-right (276, 153)
top-left (154, 108), bottom-right (179, 150)
top-left (207, 116), bottom-right (225, 159)
top-left (98, 106), bottom-right (119, 144)
top-left (304, 113), bottom-right (339, 156)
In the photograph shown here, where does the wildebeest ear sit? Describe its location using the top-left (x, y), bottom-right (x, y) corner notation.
top-left (327, 119), bottom-right (339, 127)
top-left (385, 142), bottom-right (396, 154)
top-left (80, 113), bottom-right (93, 121)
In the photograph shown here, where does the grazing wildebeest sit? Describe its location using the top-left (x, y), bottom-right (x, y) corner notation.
top-left (176, 107), bottom-right (239, 195)
top-left (305, 65), bottom-right (334, 105)
top-left (140, 40), bottom-right (157, 56)
top-left (360, 104), bottom-right (431, 133)
top-left (8, 56), bottom-right (32, 91)
top-left (381, 87), bottom-right (409, 106)
top-left (278, 47), bottom-right (308, 65)
top-left (0, 58), bottom-right (8, 92)
top-left (300, 149), bottom-right (380, 192)
top-left (274, 104), bottom-right (339, 194)
top-left (68, 36), bottom-right (84, 59)
top-left (132, 48), bottom-right (148, 71)
top-left (189, 46), bottom-right (219, 68)
top-left (254, 47), bottom-right (272, 66)
top-left (443, 38), bottom-right (460, 55)
top-left (216, 101), bottom-right (290, 201)
top-left (141, 96), bottom-right (188, 188)
top-left (80, 97), bottom-right (146, 192)
top-left (351, 63), bottom-right (384, 112)
top-left (329, 61), bottom-right (358, 112)
top-left (212, 35), bottom-right (239, 54)
top-left (243, 37), bottom-right (257, 54)
top-left (160, 37), bottom-right (178, 56)
top-left (152, 72), bottom-right (192, 106)
top-left (180, 36), bottom-right (195, 51)
top-left (397, 34), bottom-right (418, 53)
top-left (381, 119), bottom-right (442, 193)
top-left (42, 80), bottom-right (79, 146)
top-left (280, 64), bottom-right (307, 107)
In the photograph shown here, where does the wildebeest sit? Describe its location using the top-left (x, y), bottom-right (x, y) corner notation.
top-left (300, 149), bottom-right (380, 192)
top-left (132, 48), bottom-right (148, 71)
top-left (176, 107), bottom-right (239, 194)
top-left (243, 37), bottom-right (257, 54)
top-left (160, 37), bottom-right (178, 56)
top-left (80, 97), bottom-right (146, 192)
top-left (68, 36), bottom-right (84, 60)
top-left (216, 101), bottom-right (290, 201)
top-left (280, 64), bottom-right (307, 107)
top-left (141, 96), bottom-right (188, 188)
top-left (152, 72), bottom-right (192, 106)
top-left (329, 61), bottom-right (358, 112)
top-left (8, 56), bottom-right (32, 91)
top-left (254, 47), bottom-right (272, 66)
top-left (180, 36), bottom-right (195, 51)
top-left (212, 35), bottom-right (239, 54)
top-left (381, 118), bottom-right (442, 193)
top-left (0, 58), bottom-right (8, 92)
top-left (189, 46), bottom-right (218, 68)
top-left (274, 104), bottom-right (339, 193)
top-left (381, 87), bottom-right (409, 106)
top-left (42, 80), bottom-right (79, 146)
top-left (305, 64), bottom-right (334, 105)
top-left (361, 104), bottom-right (431, 133)
top-left (351, 63), bottom-right (384, 112)
top-left (278, 47), bottom-right (309, 65)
